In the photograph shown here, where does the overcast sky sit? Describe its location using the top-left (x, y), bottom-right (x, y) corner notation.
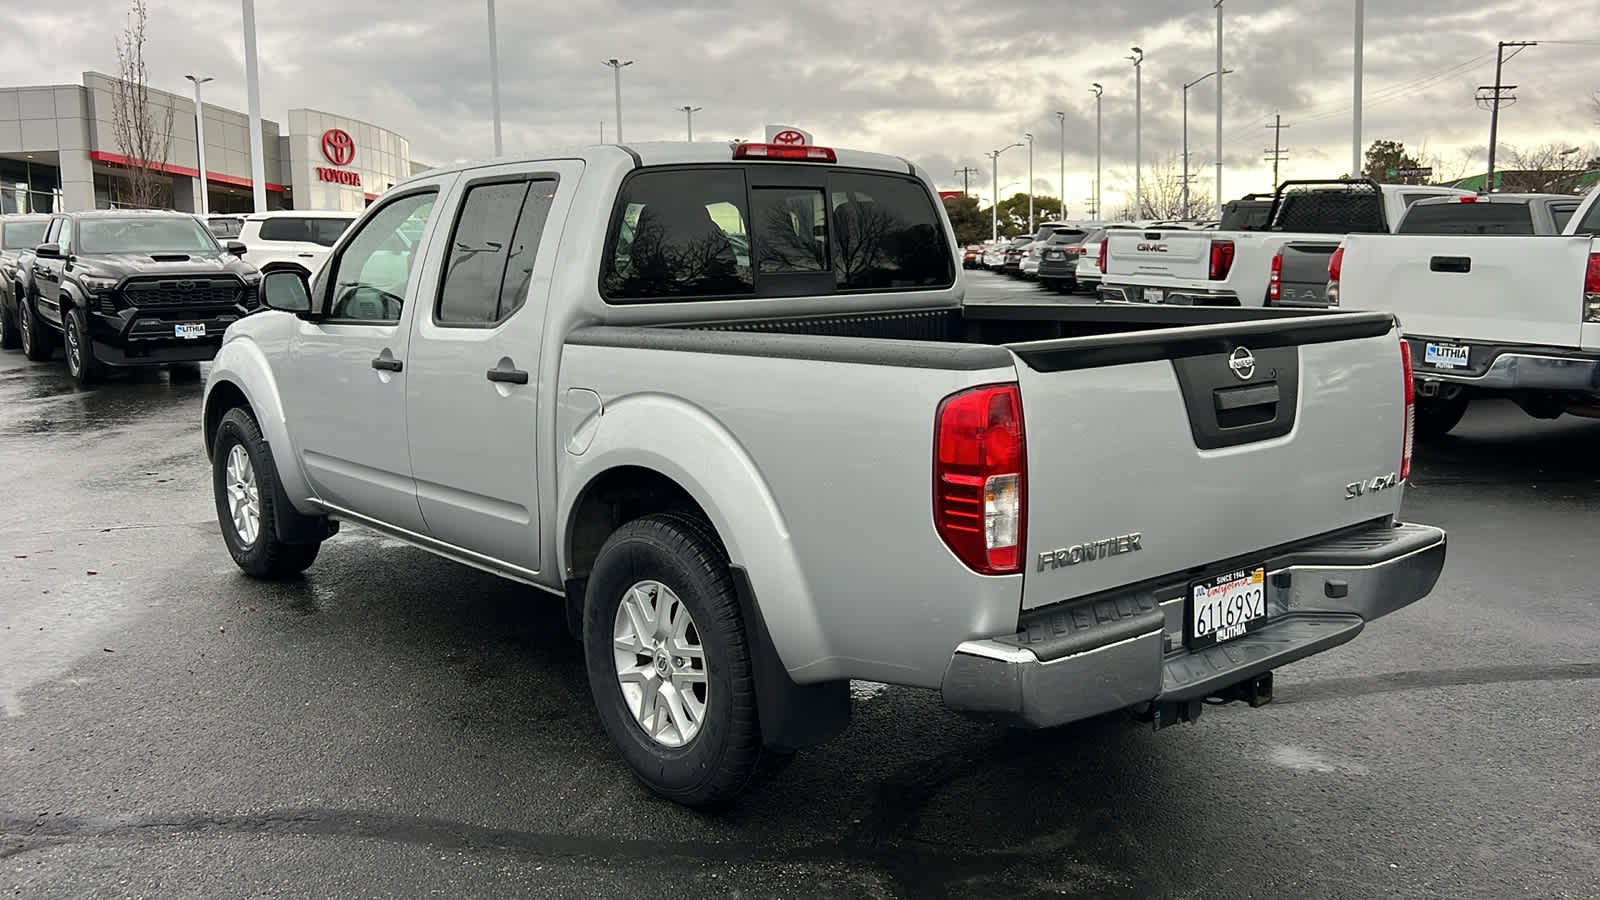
top-left (2, 0), bottom-right (1595, 215)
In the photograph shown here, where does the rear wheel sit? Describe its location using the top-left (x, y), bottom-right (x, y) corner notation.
top-left (19, 294), bottom-right (52, 361)
top-left (64, 307), bottom-right (106, 386)
top-left (1414, 392), bottom-right (1470, 439)
top-left (212, 407), bottom-right (322, 578)
top-left (583, 513), bottom-right (775, 808)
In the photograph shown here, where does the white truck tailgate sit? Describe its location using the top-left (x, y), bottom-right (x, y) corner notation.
top-left (1104, 230), bottom-right (1214, 281)
top-left (1339, 234), bottom-right (1591, 347)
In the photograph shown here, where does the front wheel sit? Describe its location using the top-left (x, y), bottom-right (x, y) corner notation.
top-left (211, 407), bottom-right (322, 578)
top-left (64, 307), bottom-right (106, 385)
top-left (1414, 392), bottom-right (1470, 440)
top-left (19, 294), bottom-right (52, 361)
top-left (583, 513), bottom-right (771, 808)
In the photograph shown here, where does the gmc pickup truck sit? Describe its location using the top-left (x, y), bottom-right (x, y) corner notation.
top-left (1100, 180), bottom-right (1470, 308)
top-left (203, 141), bottom-right (1446, 807)
top-left (1332, 186), bottom-right (1600, 436)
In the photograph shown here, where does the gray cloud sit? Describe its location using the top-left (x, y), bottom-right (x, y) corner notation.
top-left (1, 0), bottom-right (1593, 212)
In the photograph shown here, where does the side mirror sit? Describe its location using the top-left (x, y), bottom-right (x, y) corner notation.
top-left (260, 270), bottom-right (312, 314)
top-left (226, 241), bottom-right (248, 257)
top-left (34, 243), bottom-right (61, 259)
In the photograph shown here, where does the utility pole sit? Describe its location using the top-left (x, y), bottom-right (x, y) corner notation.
top-left (953, 166), bottom-right (981, 197)
top-left (1025, 132), bottom-right (1035, 231)
top-left (1478, 41), bottom-right (1537, 192)
top-left (678, 105), bottom-right (702, 141)
top-left (1090, 84), bottom-right (1103, 221)
top-left (603, 58), bottom-right (633, 143)
top-left (1055, 112), bottom-right (1066, 220)
top-left (1215, 0), bottom-right (1225, 209)
top-left (1352, 0), bottom-right (1363, 179)
top-left (1129, 47), bottom-right (1144, 219)
top-left (1264, 114), bottom-right (1290, 189)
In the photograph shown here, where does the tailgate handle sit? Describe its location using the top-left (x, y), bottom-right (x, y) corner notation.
top-left (1214, 383), bottom-right (1280, 412)
top-left (1429, 256), bottom-right (1471, 273)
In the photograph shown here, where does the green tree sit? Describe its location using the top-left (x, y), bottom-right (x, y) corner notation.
top-left (977, 192), bottom-right (1065, 237)
top-left (1362, 140), bottom-right (1427, 184)
top-left (942, 195), bottom-right (989, 245)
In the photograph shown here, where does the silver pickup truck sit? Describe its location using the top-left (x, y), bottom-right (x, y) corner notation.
top-left (201, 141), bottom-right (1446, 807)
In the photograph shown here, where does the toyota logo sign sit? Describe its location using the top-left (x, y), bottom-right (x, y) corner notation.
top-left (771, 130), bottom-right (806, 145)
top-left (321, 129), bottom-right (355, 166)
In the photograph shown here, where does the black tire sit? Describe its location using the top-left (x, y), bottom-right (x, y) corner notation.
top-left (583, 513), bottom-right (771, 808)
top-left (19, 293), bottom-right (52, 361)
top-left (64, 306), bottom-right (106, 386)
top-left (1414, 392), bottom-right (1470, 440)
top-left (211, 407), bottom-right (322, 578)
top-left (0, 291), bottom-right (18, 350)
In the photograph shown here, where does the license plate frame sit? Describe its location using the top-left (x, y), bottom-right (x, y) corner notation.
top-left (1143, 288), bottom-right (1165, 303)
top-left (174, 323), bottom-right (207, 339)
top-left (1423, 341), bottom-right (1469, 369)
top-left (1187, 567), bottom-right (1268, 649)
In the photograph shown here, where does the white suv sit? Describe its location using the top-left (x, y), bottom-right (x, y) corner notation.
top-left (237, 211), bottom-right (356, 278)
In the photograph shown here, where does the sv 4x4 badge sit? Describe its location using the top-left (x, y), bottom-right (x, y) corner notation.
top-left (1345, 472), bottom-right (1399, 500)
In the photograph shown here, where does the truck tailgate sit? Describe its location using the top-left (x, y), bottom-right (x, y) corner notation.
top-left (1104, 229), bottom-right (1213, 281)
top-left (1005, 313), bottom-right (1405, 611)
top-left (1339, 234), bottom-right (1591, 347)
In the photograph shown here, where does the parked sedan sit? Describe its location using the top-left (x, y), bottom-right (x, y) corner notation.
top-left (1001, 235), bottom-right (1034, 275)
top-left (981, 240), bottom-right (1008, 269)
top-left (962, 244), bottom-right (984, 269)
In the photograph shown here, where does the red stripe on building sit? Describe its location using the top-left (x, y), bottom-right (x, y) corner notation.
top-left (88, 151), bottom-right (285, 192)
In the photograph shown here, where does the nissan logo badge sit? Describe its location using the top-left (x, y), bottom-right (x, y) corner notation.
top-left (1229, 347), bottom-right (1256, 380)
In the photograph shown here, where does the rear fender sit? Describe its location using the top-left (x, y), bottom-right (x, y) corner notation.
top-left (557, 392), bottom-right (827, 679)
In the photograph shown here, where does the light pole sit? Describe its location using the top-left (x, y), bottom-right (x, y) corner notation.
top-left (1352, 0), bottom-right (1363, 178)
top-left (1055, 111), bottom-right (1066, 220)
top-left (1128, 47), bottom-right (1144, 219)
top-left (603, 58), bottom-right (633, 143)
top-left (241, 0), bottom-right (266, 212)
top-left (184, 75), bottom-right (213, 215)
top-left (1215, 0), bottom-right (1225, 207)
top-left (1182, 69), bottom-right (1231, 219)
top-left (1090, 83), bottom-right (1103, 219)
top-left (678, 105), bottom-right (702, 141)
top-left (1024, 132), bottom-right (1035, 231)
top-left (988, 141), bottom-right (1024, 240)
top-left (487, 0), bottom-right (503, 155)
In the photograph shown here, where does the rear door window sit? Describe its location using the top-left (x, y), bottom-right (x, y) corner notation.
top-left (1550, 202), bottom-right (1580, 233)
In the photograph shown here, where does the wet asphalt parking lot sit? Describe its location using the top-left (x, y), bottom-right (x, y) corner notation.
top-left (2, 273), bottom-right (1598, 899)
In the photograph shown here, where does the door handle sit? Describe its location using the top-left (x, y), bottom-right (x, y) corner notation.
top-left (486, 367), bottom-right (529, 385)
top-left (371, 357), bottom-right (403, 372)
top-left (1429, 256), bottom-right (1471, 273)
top-left (296, 252), bottom-right (316, 258)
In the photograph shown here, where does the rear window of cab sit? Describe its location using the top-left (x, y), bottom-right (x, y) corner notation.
top-left (601, 165), bottom-right (953, 302)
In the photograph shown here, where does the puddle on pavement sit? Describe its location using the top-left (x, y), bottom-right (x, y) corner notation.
top-left (0, 365), bottom-right (205, 437)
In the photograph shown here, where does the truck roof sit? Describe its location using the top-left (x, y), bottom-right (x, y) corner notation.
top-left (1407, 192), bottom-right (1582, 205)
top-left (396, 141), bottom-right (924, 191)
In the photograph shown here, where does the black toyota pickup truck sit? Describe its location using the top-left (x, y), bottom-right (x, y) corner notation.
top-left (20, 210), bottom-right (261, 385)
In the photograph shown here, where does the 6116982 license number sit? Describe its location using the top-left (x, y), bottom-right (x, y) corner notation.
top-left (1190, 567), bottom-right (1267, 647)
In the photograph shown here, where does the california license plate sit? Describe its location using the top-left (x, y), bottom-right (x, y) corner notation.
top-left (1143, 288), bottom-right (1165, 303)
top-left (1189, 567), bottom-right (1267, 648)
top-left (1424, 342), bottom-right (1469, 369)
top-left (175, 323), bottom-right (206, 339)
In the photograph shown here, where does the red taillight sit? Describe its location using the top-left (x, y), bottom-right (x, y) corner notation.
top-left (732, 142), bottom-right (837, 162)
top-left (1209, 240), bottom-right (1235, 280)
top-left (1268, 252), bottom-right (1283, 302)
top-left (1325, 246), bottom-right (1345, 306)
top-left (1584, 252), bottom-right (1600, 323)
top-left (1400, 338), bottom-right (1414, 481)
top-left (934, 383), bottom-right (1026, 575)
top-left (1097, 239), bottom-right (1107, 273)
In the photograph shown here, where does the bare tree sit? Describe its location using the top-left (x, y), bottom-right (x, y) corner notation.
top-left (110, 0), bottom-right (175, 209)
top-left (1133, 154), bottom-right (1216, 220)
top-left (1501, 141), bottom-right (1598, 193)
top-left (1416, 147), bottom-right (1478, 186)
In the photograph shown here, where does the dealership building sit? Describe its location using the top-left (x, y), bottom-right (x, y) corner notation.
top-left (0, 72), bottom-right (424, 215)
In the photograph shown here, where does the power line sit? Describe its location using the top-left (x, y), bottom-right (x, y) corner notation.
top-left (1226, 50), bottom-right (1493, 133)
top-left (1479, 41), bottom-right (1538, 190)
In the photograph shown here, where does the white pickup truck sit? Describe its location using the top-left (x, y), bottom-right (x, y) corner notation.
top-left (1332, 186), bottom-right (1600, 436)
top-left (1099, 180), bottom-right (1470, 308)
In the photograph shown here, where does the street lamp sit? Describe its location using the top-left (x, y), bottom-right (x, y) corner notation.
top-left (1024, 131), bottom-right (1035, 231)
top-left (1214, 0), bottom-right (1225, 209)
top-left (678, 105), bottom-right (702, 141)
top-left (988, 141), bottom-right (1024, 240)
top-left (184, 74), bottom-right (213, 215)
top-left (1128, 47), bottom-right (1144, 219)
top-left (487, 0), bottom-right (503, 155)
top-left (603, 58), bottom-right (633, 143)
top-left (1182, 68), bottom-right (1232, 219)
top-left (1055, 112), bottom-right (1066, 220)
top-left (1090, 83), bottom-right (1103, 219)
